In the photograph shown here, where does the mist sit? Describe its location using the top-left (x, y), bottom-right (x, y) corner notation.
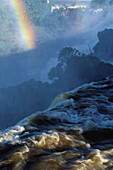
top-left (0, 1), bottom-right (113, 87)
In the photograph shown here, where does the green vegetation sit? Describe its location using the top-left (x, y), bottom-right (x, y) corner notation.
top-left (0, 1), bottom-right (20, 55)
top-left (24, 0), bottom-right (51, 24)
top-left (0, 0), bottom-right (68, 56)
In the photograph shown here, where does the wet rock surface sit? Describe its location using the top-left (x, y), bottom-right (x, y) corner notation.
top-left (0, 76), bottom-right (113, 169)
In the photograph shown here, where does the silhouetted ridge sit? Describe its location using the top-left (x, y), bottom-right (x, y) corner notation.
top-left (93, 29), bottom-right (113, 62)
top-left (0, 54), bottom-right (113, 129)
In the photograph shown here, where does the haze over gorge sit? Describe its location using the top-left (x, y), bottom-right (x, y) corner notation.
top-left (0, 0), bottom-right (113, 88)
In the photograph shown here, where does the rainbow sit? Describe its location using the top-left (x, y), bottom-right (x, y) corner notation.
top-left (11, 0), bottom-right (36, 50)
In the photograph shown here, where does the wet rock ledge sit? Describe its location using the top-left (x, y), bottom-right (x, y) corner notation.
top-left (0, 76), bottom-right (113, 169)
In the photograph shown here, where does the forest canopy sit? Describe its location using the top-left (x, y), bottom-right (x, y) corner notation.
top-left (0, 0), bottom-right (68, 55)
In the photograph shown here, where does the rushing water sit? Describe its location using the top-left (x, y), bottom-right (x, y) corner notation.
top-left (0, 76), bottom-right (113, 169)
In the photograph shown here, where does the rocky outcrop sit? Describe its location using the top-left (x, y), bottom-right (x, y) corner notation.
top-left (93, 29), bottom-right (113, 62)
top-left (0, 76), bottom-right (113, 169)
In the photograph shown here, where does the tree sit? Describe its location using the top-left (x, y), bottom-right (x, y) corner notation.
top-left (48, 47), bottom-right (83, 82)
top-left (58, 47), bottom-right (82, 63)
top-left (58, 47), bottom-right (74, 63)
top-left (48, 64), bottom-right (62, 81)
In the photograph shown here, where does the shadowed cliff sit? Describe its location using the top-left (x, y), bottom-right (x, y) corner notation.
top-left (93, 29), bottom-right (113, 63)
top-left (0, 53), bottom-right (113, 129)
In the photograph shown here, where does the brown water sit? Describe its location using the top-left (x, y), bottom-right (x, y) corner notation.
top-left (0, 76), bottom-right (113, 170)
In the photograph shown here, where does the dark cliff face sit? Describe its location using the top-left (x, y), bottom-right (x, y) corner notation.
top-left (0, 76), bottom-right (113, 169)
top-left (0, 56), bottom-right (113, 129)
top-left (93, 29), bottom-right (113, 62)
